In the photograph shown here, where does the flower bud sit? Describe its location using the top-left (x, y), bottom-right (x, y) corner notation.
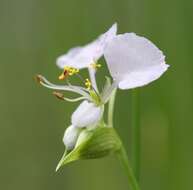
top-left (71, 100), bottom-right (104, 128)
top-left (56, 126), bottom-right (122, 171)
top-left (63, 125), bottom-right (81, 150)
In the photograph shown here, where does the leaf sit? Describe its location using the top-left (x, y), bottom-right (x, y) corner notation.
top-left (56, 126), bottom-right (122, 171)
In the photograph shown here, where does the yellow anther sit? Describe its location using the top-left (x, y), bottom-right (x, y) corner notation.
top-left (85, 78), bottom-right (92, 90)
top-left (58, 73), bottom-right (66, 80)
top-left (90, 63), bottom-right (101, 70)
top-left (64, 66), bottom-right (79, 76)
top-left (69, 68), bottom-right (79, 76)
top-left (58, 66), bottom-right (79, 80)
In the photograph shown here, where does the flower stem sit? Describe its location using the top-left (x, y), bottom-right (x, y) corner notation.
top-left (131, 89), bottom-right (140, 181)
top-left (117, 146), bottom-right (140, 190)
top-left (108, 88), bottom-right (117, 127)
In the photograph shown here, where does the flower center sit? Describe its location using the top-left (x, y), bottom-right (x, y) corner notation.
top-left (57, 63), bottom-right (102, 105)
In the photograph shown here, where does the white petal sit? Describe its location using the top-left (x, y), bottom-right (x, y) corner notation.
top-left (56, 47), bottom-right (82, 69)
top-left (104, 33), bottom-right (169, 89)
top-left (56, 23), bottom-right (117, 69)
top-left (63, 125), bottom-right (81, 150)
top-left (71, 100), bottom-right (103, 128)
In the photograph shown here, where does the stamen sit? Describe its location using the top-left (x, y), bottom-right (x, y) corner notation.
top-left (53, 91), bottom-right (88, 102)
top-left (35, 74), bottom-right (92, 100)
top-left (35, 75), bottom-right (44, 84)
top-left (85, 78), bottom-right (92, 90)
top-left (53, 91), bottom-right (64, 100)
top-left (67, 67), bottom-right (79, 76)
top-left (58, 66), bottom-right (79, 80)
top-left (90, 63), bottom-right (102, 70)
top-left (89, 89), bottom-right (101, 105)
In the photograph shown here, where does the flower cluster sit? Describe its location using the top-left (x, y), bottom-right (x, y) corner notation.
top-left (36, 23), bottom-right (169, 169)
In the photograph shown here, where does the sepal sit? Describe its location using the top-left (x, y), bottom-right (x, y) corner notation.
top-left (56, 126), bottom-right (122, 171)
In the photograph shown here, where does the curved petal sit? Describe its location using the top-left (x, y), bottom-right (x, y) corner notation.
top-left (63, 125), bottom-right (81, 150)
top-left (104, 33), bottom-right (169, 89)
top-left (56, 23), bottom-right (117, 69)
top-left (71, 100), bottom-right (103, 128)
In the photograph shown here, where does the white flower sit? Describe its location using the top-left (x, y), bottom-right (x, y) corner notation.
top-left (104, 33), bottom-right (169, 89)
top-left (71, 100), bottom-right (104, 128)
top-left (56, 23), bottom-right (117, 69)
top-left (63, 125), bottom-right (81, 150)
top-left (37, 25), bottom-right (170, 152)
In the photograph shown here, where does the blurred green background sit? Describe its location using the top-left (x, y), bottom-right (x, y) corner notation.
top-left (0, 0), bottom-right (193, 189)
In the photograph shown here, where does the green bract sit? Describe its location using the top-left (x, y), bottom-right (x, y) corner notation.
top-left (56, 126), bottom-right (122, 171)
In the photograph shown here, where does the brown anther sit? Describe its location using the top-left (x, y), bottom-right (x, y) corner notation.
top-left (35, 75), bottom-right (43, 84)
top-left (53, 91), bottom-right (64, 100)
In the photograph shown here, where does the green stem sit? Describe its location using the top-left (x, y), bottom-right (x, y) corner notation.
top-left (108, 88), bottom-right (117, 127)
top-left (131, 89), bottom-right (140, 180)
top-left (117, 146), bottom-right (140, 190)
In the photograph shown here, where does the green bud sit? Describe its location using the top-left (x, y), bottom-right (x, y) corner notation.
top-left (56, 126), bottom-right (122, 171)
